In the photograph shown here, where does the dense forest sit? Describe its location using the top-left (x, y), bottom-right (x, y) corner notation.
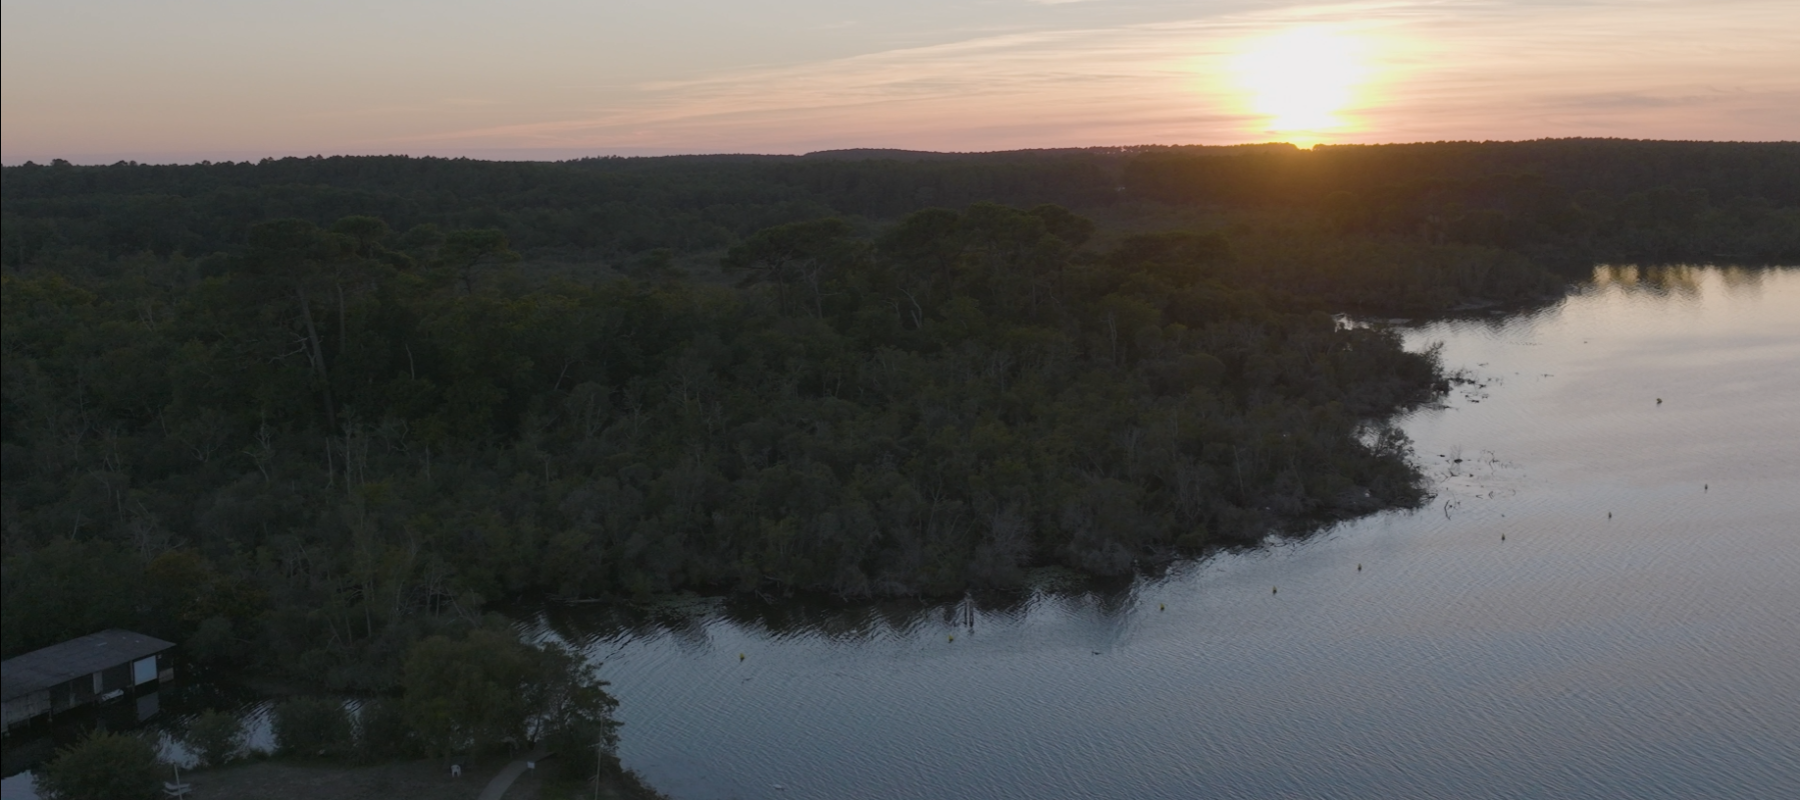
top-left (3, 139), bottom-right (1796, 698)
top-left (6, 139), bottom-right (1795, 272)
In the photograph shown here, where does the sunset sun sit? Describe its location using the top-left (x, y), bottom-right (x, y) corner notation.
top-left (1234, 27), bottom-right (1366, 143)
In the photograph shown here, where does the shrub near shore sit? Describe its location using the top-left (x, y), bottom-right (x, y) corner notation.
top-left (33, 732), bottom-right (162, 800)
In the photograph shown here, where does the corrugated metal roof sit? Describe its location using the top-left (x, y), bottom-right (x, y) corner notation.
top-left (1, 630), bottom-right (173, 700)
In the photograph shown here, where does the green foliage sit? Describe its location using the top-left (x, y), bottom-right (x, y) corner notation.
top-left (0, 198), bottom-right (1455, 681)
top-left (271, 697), bottom-right (354, 757)
top-left (353, 697), bottom-right (415, 762)
top-left (35, 731), bottom-right (162, 800)
top-left (1, 540), bottom-right (142, 657)
top-left (723, 218), bottom-right (858, 315)
top-left (440, 228), bottom-right (520, 293)
top-left (13, 141), bottom-right (1777, 691)
top-left (185, 709), bottom-right (243, 767)
top-left (402, 629), bottom-right (616, 758)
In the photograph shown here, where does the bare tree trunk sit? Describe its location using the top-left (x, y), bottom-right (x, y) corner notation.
top-left (297, 286), bottom-right (338, 431)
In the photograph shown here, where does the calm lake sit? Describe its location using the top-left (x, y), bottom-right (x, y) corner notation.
top-left (524, 265), bottom-right (1800, 800)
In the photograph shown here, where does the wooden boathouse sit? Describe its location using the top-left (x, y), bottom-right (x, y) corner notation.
top-left (1, 630), bottom-right (175, 732)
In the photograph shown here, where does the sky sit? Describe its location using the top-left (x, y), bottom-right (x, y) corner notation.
top-left (2, 0), bottom-right (1796, 164)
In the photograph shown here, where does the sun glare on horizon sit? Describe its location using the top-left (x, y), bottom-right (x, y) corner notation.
top-left (1233, 27), bottom-right (1368, 145)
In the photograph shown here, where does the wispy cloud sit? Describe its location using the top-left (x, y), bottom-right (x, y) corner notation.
top-left (5, 0), bottom-right (1794, 162)
top-left (402, 8), bottom-right (1315, 151)
top-left (395, 0), bottom-right (1798, 154)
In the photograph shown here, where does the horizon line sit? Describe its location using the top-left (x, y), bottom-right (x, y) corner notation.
top-left (9, 137), bottom-right (1799, 169)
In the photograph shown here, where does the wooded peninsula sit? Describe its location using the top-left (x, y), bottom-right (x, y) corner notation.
top-left (3, 138), bottom-right (1796, 700)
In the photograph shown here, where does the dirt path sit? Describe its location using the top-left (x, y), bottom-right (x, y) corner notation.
top-left (180, 757), bottom-right (533, 800)
top-left (478, 749), bottom-right (547, 800)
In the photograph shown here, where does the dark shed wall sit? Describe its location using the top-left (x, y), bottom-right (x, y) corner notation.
top-left (100, 664), bottom-right (130, 693)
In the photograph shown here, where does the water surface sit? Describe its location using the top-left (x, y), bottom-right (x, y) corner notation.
top-left (533, 265), bottom-right (1800, 800)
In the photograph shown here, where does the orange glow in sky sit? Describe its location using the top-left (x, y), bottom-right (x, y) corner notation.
top-left (2, 0), bottom-right (1796, 163)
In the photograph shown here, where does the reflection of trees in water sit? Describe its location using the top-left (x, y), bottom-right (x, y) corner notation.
top-left (1587, 263), bottom-right (1796, 300)
top-left (520, 576), bottom-right (1142, 649)
top-left (1716, 265), bottom-right (1793, 297)
top-left (1716, 266), bottom-right (1762, 289)
top-left (1590, 264), bottom-right (1707, 298)
top-left (527, 598), bottom-right (719, 654)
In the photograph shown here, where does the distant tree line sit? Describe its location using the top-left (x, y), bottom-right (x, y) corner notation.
top-left (5, 139), bottom-right (1794, 269)
top-left (1124, 140), bottom-right (1800, 263)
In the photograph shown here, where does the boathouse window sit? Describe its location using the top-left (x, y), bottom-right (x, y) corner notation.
top-left (133, 657), bottom-right (157, 686)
